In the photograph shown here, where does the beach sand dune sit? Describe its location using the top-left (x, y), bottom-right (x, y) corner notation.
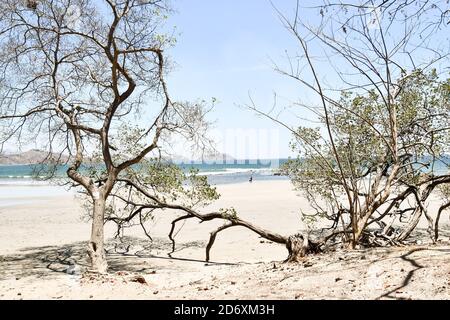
top-left (0, 180), bottom-right (449, 299)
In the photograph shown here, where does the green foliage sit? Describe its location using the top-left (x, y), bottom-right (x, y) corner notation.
top-left (285, 70), bottom-right (450, 225)
top-left (219, 207), bottom-right (238, 220)
top-left (124, 160), bottom-right (219, 206)
top-left (94, 158), bottom-right (220, 226)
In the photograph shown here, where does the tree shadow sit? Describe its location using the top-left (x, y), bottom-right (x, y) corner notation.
top-left (377, 247), bottom-right (450, 299)
top-left (0, 236), bottom-right (237, 281)
top-left (402, 226), bottom-right (450, 244)
top-left (0, 241), bottom-right (89, 280)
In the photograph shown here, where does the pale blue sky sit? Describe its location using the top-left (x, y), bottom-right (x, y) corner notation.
top-left (165, 0), bottom-right (307, 158)
top-left (5, 0), bottom-right (447, 159)
top-left (163, 0), bottom-right (449, 159)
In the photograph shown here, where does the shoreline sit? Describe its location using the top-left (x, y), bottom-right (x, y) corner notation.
top-left (0, 180), bottom-right (303, 256)
top-left (0, 174), bottom-right (290, 208)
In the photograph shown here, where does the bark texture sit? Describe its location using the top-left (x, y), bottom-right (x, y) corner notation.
top-left (87, 198), bottom-right (108, 274)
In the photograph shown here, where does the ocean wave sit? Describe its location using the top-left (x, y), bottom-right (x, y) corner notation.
top-left (0, 178), bottom-right (52, 186)
top-left (6, 175), bottom-right (33, 179)
top-left (197, 168), bottom-right (275, 176)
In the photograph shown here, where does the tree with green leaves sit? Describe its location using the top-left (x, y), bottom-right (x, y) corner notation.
top-left (0, 0), bottom-right (212, 273)
top-left (282, 71), bottom-right (449, 246)
top-left (248, 0), bottom-right (450, 249)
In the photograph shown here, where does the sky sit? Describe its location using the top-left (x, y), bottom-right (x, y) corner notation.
top-left (163, 0), bottom-right (449, 160)
top-left (164, 0), bottom-right (309, 159)
top-left (3, 0), bottom-right (306, 159)
top-left (3, 0), bottom-right (447, 160)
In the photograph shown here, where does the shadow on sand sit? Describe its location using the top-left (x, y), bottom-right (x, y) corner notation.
top-left (0, 236), bottom-right (237, 281)
top-left (377, 247), bottom-right (450, 299)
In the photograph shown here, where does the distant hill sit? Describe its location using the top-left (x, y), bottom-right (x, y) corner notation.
top-left (0, 149), bottom-right (68, 165)
top-left (0, 149), bottom-right (241, 166)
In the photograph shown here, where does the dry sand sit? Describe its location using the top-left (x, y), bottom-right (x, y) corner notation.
top-left (0, 180), bottom-right (449, 300)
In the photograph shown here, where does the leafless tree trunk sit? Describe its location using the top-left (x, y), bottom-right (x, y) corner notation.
top-left (88, 197), bottom-right (107, 273)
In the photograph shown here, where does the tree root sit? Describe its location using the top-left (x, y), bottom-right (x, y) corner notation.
top-left (285, 234), bottom-right (322, 263)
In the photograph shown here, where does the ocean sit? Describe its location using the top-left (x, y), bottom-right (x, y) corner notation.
top-left (0, 157), bottom-right (448, 208)
top-left (0, 159), bottom-right (290, 186)
top-left (1, 156), bottom-right (448, 185)
top-left (0, 160), bottom-right (291, 207)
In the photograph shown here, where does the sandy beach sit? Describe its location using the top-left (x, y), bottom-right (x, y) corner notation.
top-left (0, 180), bottom-right (449, 300)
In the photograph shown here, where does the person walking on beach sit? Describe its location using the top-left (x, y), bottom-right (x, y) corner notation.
top-left (249, 170), bottom-right (253, 183)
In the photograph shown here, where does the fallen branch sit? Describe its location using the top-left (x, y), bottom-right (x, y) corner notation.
top-left (167, 210), bottom-right (322, 262)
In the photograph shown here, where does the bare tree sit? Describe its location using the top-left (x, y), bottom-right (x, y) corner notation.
top-left (0, 0), bottom-right (211, 273)
top-left (246, 0), bottom-right (449, 248)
